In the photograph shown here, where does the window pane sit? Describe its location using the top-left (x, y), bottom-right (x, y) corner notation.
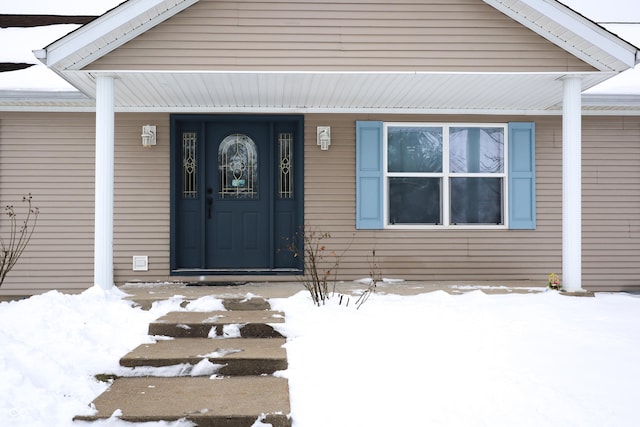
top-left (388, 127), bottom-right (443, 173)
top-left (449, 127), bottom-right (504, 173)
top-left (182, 132), bottom-right (197, 199)
top-left (218, 133), bottom-right (258, 199)
top-left (389, 177), bottom-right (441, 224)
top-left (278, 132), bottom-right (293, 199)
top-left (450, 177), bottom-right (503, 224)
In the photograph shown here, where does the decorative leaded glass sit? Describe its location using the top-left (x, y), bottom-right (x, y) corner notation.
top-left (182, 132), bottom-right (197, 198)
top-left (279, 133), bottom-right (293, 199)
top-left (218, 133), bottom-right (257, 198)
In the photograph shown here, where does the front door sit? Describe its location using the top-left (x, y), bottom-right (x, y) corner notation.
top-left (206, 122), bottom-right (269, 268)
top-left (171, 115), bottom-right (303, 274)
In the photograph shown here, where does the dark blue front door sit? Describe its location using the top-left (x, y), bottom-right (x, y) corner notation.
top-left (171, 115), bottom-right (303, 274)
top-left (206, 122), bottom-right (270, 269)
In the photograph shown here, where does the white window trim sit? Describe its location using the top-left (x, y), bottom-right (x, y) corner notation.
top-left (383, 122), bottom-right (509, 230)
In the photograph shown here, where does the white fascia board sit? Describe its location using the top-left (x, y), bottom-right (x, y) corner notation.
top-left (41, 0), bottom-right (199, 70)
top-left (483, 0), bottom-right (638, 71)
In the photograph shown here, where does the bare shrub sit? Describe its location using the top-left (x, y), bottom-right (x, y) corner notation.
top-left (0, 194), bottom-right (39, 287)
top-left (288, 227), bottom-right (353, 306)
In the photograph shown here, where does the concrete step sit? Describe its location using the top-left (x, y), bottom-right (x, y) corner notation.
top-left (74, 376), bottom-right (291, 427)
top-left (128, 293), bottom-right (273, 311)
top-left (221, 297), bottom-right (272, 311)
top-left (120, 338), bottom-right (287, 376)
top-left (148, 310), bottom-right (285, 338)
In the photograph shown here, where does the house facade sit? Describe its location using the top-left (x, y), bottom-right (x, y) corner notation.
top-left (1, 0), bottom-right (639, 295)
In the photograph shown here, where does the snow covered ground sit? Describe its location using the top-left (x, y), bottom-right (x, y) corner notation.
top-left (1, 286), bottom-right (640, 426)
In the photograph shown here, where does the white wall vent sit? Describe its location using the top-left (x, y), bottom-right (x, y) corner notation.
top-left (132, 255), bottom-right (149, 272)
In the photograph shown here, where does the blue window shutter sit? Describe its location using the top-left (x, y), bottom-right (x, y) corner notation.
top-left (356, 121), bottom-right (384, 229)
top-left (508, 122), bottom-right (536, 229)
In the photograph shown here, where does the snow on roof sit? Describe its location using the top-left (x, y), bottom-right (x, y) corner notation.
top-left (0, 0), bottom-right (122, 91)
top-left (0, 25), bottom-right (80, 91)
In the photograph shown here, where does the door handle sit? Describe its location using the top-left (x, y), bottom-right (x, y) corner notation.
top-left (207, 187), bottom-right (213, 219)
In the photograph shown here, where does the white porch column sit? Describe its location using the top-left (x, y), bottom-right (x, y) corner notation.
top-left (94, 75), bottom-right (115, 290)
top-left (562, 76), bottom-right (583, 292)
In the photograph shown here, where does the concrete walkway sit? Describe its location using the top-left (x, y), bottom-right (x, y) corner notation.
top-left (74, 280), bottom-right (585, 426)
top-left (75, 294), bottom-right (293, 426)
top-left (119, 279), bottom-right (553, 309)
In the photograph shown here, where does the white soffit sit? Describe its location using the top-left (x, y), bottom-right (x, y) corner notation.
top-left (35, 0), bottom-right (200, 71)
top-left (482, 0), bottom-right (639, 72)
top-left (62, 70), bottom-right (611, 112)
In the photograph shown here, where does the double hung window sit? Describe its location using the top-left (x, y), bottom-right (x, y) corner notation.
top-left (386, 124), bottom-right (506, 227)
top-left (355, 121), bottom-right (535, 230)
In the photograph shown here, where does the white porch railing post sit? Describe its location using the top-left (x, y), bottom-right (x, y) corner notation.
top-left (94, 75), bottom-right (115, 290)
top-left (562, 76), bottom-right (583, 292)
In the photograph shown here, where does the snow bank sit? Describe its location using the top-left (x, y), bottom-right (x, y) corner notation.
top-left (271, 290), bottom-right (640, 427)
top-left (0, 288), bottom-right (198, 427)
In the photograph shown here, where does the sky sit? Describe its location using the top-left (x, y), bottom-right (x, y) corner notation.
top-left (0, 0), bottom-right (639, 93)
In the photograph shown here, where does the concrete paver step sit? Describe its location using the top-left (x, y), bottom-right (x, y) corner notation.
top-left (74, 376), bottom-right (291, 427)
top-left (148, 310), bottom-right (285, 338)
top-left (120, 337), bottom-right (287, 376)
top-left (221, 297), bottom-right (271, 311)
top-left (128, 293), bottom-right (273, 311)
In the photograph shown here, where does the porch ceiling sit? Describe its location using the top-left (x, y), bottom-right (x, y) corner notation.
top-left (64, 70), bottom-right (611, 113)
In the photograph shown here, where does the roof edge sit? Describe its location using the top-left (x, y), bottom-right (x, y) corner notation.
top-left (483, 0), bottom-right (639, 71)
top-left (39, 0), bottom-right (200, 70)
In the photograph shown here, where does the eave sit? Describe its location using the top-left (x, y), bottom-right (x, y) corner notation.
top-left (34, 0), bottom-right (200, 71)
top-left (483, 0), bottom-right (639, 71)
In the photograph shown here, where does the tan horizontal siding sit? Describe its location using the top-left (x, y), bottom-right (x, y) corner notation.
top-left (112, 113), bottom-right (171, 286)
top-left (303, 114), bottom-right (640, 291)
top-left (582, 116), bottom-right (640, 290)
top-left (304, 114), bottom-right (560, 285)
top-left (0, 112), bottom-right (95, 295)
top-left (0, 112), bottom-right (173, 296)
top-left (88, 0), bottom-right (594, 72)
top-left (2, 111), bottom-right (638, 294)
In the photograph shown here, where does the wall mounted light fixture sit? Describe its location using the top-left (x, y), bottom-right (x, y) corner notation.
top-left (317, 126), bottom-right (331, 150)
top-left (141, 125), bottom-right (157, 147)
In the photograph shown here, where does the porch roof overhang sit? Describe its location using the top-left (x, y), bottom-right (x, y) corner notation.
top-left (36, 69), bottom-right (617, 114)
top-left (5, 70), bottom-right (640, 114)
